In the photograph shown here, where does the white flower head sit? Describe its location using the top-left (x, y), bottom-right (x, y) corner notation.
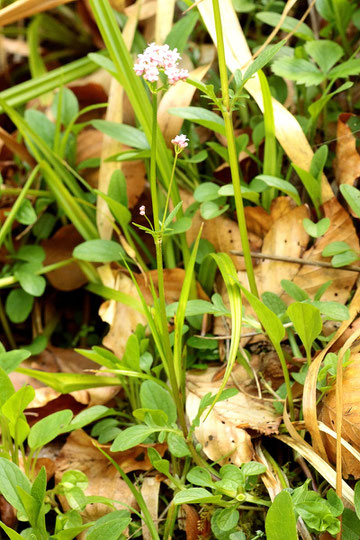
top-left (171, 134), bottom-right (189, 151)
top-left (139, 205), bottom-right (146, 216)
top-left (134, 43), bottom-right (188, 86)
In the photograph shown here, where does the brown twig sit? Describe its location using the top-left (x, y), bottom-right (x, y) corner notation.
top-left (231, 250), bottom-right (360, 273)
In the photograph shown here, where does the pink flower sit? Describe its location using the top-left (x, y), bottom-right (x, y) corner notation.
top-left (134, 43), bottom-right (188, 86)
top-left (171, 134), bottom-right (189, 150)
top-left (139, 205), bottom-right (146, 216)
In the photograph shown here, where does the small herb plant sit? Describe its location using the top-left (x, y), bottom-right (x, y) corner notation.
top-left (0, 0), bottom-right (360, 538)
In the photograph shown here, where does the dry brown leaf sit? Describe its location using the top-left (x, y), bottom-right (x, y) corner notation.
top-left (197, 0), bottom-right (334, 203)
top-left (288, 197), bottom-right (359, 303)
top-left (186, 367), bottom-right (281, 466)
top-left (141, 477), bottom-right (160, 540)
top-left (244, 205), bottom-right (273, 238)
top-left (55, 430), bottom-right (166, 521)
top-left (0, 495), bottom-right (16, 528)
top-left (320, 352), bottom-right (360, 478)
top-left (255, 204), bottom-right (309, 296)
top-left (0, 127), bottom-right (36, 167)
top-left (235, 199), bottom-right (309, 298)
top-left (158, 64), bottom-right (211, 145)
top-left (303, 286), bottom-right (360, 463)
top-left (55, 430), bottom-right (136, 522)
top-left (181, 189), bottom-right (262, 272)
top-left (178, 504), bottom-right (206, 540)
top-left (18, 346), bottom-right (119, 410)
top-left (334, 113), bottom-right (360, 188)
top-left (42, 225), bottom-right (87, 291)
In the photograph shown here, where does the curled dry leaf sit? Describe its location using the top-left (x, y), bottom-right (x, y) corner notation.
top-left (334, 113), bottom-right (360, 188)
top-left (76, 128), bottom-right (146, 208)
top-left (55, 429), bottom-right (166, 521)
top-left (125, 0), bottom-right (157, 20)
top-left (181, 189), bottom-right (262, 272)
top-left (42, 225), bottom-right (88, 291)
top-left (253, 203), bottom-right (309, 296)
top-left (319, 352), bottom-right (360, 479)
top-left (141, 477), bottom-right (160, 540)
top-left (0, 495), bottom-right (16, 528)
top-left (186, 367), bottom-right (281, 466)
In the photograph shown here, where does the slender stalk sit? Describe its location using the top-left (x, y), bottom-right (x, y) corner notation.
top-left (96, 447), bottom-right (160, 540)
top-left (275, 344), bottom-right (294, 420)
top-left (0, 259), bottom-right (82, 289)
top-left (212, 0), bottom-right (258, 298)
top-left (149, 93), bottom-right (190, 440)
top-left (258, 70), bottom-right (277, 210)
top-left (0, 296), bottom-right (16, 349)
top-left (0, 165), bottom-right (40, 248)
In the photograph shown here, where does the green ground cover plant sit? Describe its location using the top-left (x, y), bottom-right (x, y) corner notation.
top-left (1, 0), bottom-right (360, 538)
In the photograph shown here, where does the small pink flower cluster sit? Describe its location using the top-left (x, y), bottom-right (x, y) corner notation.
top-left (171, 134), bottom-right (189, 150)
top-left (139, 205), bottom-right (146, 216)
top-left (134, 43), bottom-right (188, 85)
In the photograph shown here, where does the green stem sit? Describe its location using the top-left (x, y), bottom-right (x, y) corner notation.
top-left (161, 153), bottom-right (178, 235)
top-left (212, 0), bottom-right (258, 297)
top-left (163, 502), bottom-right (178, 540)
top-left (331, 0), bottom-right (351, 56)
top-left (149, 93), bottom-right (190, 439)
top-left (275, 343), bottom-right (295, 420)
top-left (0, 258), bottom-right (77, 289)
top-left (287, 327), bottom-right (302, 359)
top-left (0, 187), bottom-right (50, 197)
top-left (0, 296), bottom-right (16, 349)
top-left (0, 165), bottom-right (40, 248)
top-left (97, 447), bottom-right (160, 540)
top-left (258, 69), bottom-right (277, 210)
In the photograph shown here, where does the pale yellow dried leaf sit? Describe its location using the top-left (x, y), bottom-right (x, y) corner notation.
top-left (125, 0), bottom-right (156, 21)
top-left (197, 0), bottom-right (333, 202)
top-left (155, 0), bottom-right (176, 43)
top-left (276, 434), bottom-right (354, 506)
top-left (320, 352), bottom-right (360, 478)
top-left (55, 430), bottom-right (138, 522)
top-left (256, 204), bottom-right (309, 296)
top-left (141, 477), bottom-right (160, 540)
top-left (0, 0), bottom-right (73, 26)
top-left (288, 197), bottom-right (359, 303)
top-left (186, 391), bottom-right (254, 465)
top-left (186, 368), bottom-right (281, 466)
top-left (158, 64), bottom-right (211, 145)
top-left (181, 189), bottom-right (262, 271)
top-left (303, 286), bottom-right (360, 463)
top-left (334, 113), bottom-right (360, 188)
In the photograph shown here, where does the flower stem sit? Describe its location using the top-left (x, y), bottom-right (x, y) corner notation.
top-left (212, 0), bottom-right (258, 298)
top-left (149, 93), bottom-right (192, 444)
